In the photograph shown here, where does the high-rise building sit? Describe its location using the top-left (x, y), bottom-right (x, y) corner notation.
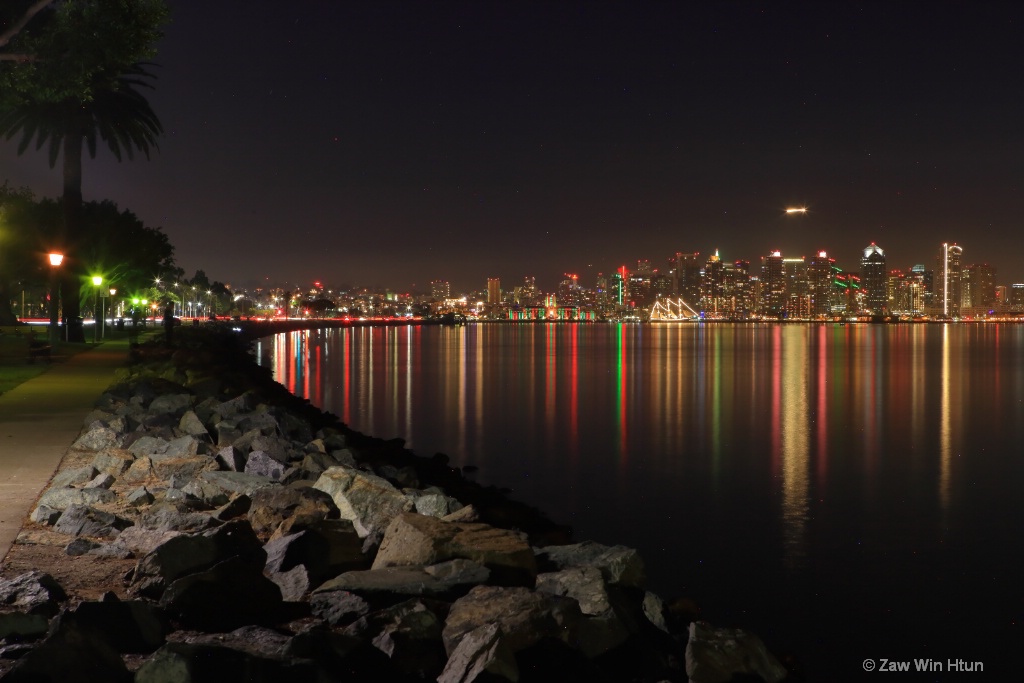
top-left (673, 252), bottom-right (702, 305)
top-left (701, 250), bottom-right (725, 313)
top-left (962, 263), bottom-right (996, 310)
top-left (936, 243), bottom-right (963, 317)
top-left (760, 251), bottom-right (785, 316)
top-left (783, 257), bottom-right (808, 318)
top-left (860, 243), bottom-right (887, 314)
top-left (430, 280), bottom-right (450, 301)
top-left (487, 278), bottom-right (501, 304)
top-left (807, 251), bottom-right (835, 318)
top-left (1010, 284), bottom-right (1024, 312)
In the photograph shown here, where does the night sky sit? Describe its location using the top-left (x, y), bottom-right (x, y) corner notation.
top-left (3, 1), bottom-right (1024, 293)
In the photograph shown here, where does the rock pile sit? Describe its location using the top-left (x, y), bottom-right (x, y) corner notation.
top-left (0, 329), bottom-right (792, 682)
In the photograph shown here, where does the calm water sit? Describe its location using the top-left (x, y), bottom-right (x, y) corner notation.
top-left (257, 323), bottom-right (1023, 679)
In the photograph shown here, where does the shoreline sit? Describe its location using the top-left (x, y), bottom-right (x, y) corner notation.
top-left (0, 326), bottom-right (796, 682)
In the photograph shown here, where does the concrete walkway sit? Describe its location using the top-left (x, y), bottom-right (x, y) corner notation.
top-left (0, 335), bottom-right (150, 560)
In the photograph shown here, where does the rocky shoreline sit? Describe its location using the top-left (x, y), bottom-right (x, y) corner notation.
top-left (0, 327), bottom-right (795, 682)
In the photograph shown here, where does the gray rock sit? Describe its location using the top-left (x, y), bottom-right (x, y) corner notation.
top-left (84, 472), bottom-right (116, 489)
top-left (130, 519), bottom-right (265, 599)
top-left (346, 598), bottom-right (445, 675)
top-left (37, 486), bottom-right (116, 511)
top-left (215, 423), bottom-right (243, 447)
top-left (0, 571), bottom-right (67, 616)
top-left (178, 410), bottom-right (210, 438)
top-left (216, 444), bottom-right (245, 471)
top-left (71, 426), bottom-right (120, 451)
top-left (50, 465), bottom-right (98, 489)
top-left (263, 519), bottom-right (366, 585)
top-left (120, 455), bottom-right (155, 483)
top-left (88, 543), bottom-right (135, 559)
top-left (148, 393), bottom-right (192, 416)
top-left (30, 504), bottom-right (62, 525)
top-left (181, 478), bottom-right (232, 507)
top-left (441, 585), bottom-right (583, 656)
top-left (372, 512), bottom-right (537, 585)
top-left (197, 470), bottom-right (276, 497)
top-left (137, 505), bottom-right (219, 533)
top-left (313, 466), bottom-right (415, 538)
top-left (127, 487), bottom-right (155, 507)
top-left (249, 485), bottom-right (339, 537)
top-left (269, 565), bottom-right (311, 602)
top-left (65, 538), bottom-right (102, 555)
top-left (309, 590), bottom-right (371, 626)
top-left (150, 454), bottom-right (219, 481)
top-left (330, 448), bottom-right (358, 467)
top-left (128, 435), bottom-right (170, 458)
top-left (437, 623), bottom-right (519, 683)
top-left (237, 411), bottom-right (280, 436)
top-left (213, 393), bottom-right (254, 418)
top-left (316, 559), bottom-right (488, 598)
top-left (686, 621), bottom-right (788, 683)
top-left (110, 527), bottom-right (182, 556)
top-left (53, 504), bottom-right (132, 538)
top-left (91, 450), bottom-right (134, 477)
top-left (414, 493), bottom-right (464, 518)
top-left (643, 591), bottom-right (669, 633)
top-left (535, 566), bottom-right (611, 616)
top-left (159, 434), bottom-right (204, 458)
top-left (245, 449), bottom-right (287, 480)
top-left (159, 555), bottom-right (284, 631)
top-left (534, 540), bottom-right (647, 589)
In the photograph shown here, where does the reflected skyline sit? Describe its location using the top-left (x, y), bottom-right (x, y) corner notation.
top-left (256, 322), bottom-right (1022, 673)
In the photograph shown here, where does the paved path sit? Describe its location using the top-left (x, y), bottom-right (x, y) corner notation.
top-left (0, 336), bottom-right (149, 560)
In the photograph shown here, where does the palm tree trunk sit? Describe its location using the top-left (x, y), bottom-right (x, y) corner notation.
top-left (62, 130), bottom-right (85, 342)
top-left (60, 129), bottom-right (86, 342)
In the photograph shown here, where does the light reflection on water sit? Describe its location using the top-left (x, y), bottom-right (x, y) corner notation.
top-left (256, 322), bottom-right (1022, 676)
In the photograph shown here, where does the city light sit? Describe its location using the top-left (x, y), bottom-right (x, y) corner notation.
top-left (785, 207), bottom-right (808, 214)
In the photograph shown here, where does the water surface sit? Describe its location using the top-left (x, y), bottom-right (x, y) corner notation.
top-left (258, 322), bottom-right (1024, 678)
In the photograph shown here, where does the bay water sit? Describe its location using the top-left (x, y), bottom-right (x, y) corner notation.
top-left (257, 322), bottom-right (1023, 678)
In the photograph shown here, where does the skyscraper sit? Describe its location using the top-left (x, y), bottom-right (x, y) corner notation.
top-left (760, 251), bottom-right (785, 316)
top-left (431, 280), bottom-right (451, 301)
top-left (807, 251), bottom-right (835, 318)
top-left (860, 243), bottom-right (887, 314)
top-left (936, 243), bottom-right (963, 317)
top-left (487, 278), bottom-right (501, 304)
top-left (673, 252), bottom-right (702, 305)
top-left (962, 263), bottom-right (996, 311)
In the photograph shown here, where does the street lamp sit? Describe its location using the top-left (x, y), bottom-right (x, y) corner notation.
top-left (109, 288), bottom-right (117, 332)
top-left (47, 252), bottom-right (63, 344)
top-left (91, 275), bottom-right (103, 342)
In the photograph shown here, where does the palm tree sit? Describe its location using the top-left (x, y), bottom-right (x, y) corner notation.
top-left (0, 65), bottom-right (162, 341)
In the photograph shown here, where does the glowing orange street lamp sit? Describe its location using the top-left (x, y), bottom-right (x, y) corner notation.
top-left (48, 252), bottom-right (64, 344)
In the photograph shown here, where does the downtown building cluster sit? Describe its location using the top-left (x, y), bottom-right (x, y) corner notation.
top-left (467, 242), bottom-right (1023, 321)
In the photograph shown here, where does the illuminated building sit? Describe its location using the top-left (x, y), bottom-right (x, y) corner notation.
top-left (807, 251), bottom-right (835, 318)
top-left (430, 280), bottom-right (450, 301)
top-left (935, 243), bottom-right (963, 317)
top-left (760, 251), bottom-right (785, 316)
top-left (860, 243), bottom-right (887, 314)
top-left (962, 263), bottom-right (996, 311)
top-left (487, 278), bottom-right (501, 304)
top-left (1010, 284), bottom-right (1024, 312)
top-left (783, 257), bottom-right (809, 318)
top-left (701, 250), bottom-right (725, 313)
top-left (672, 252), bottom-right (702, 304)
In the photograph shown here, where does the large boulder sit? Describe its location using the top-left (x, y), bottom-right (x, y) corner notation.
top-left (685, 621), bottom-right (788, 683)
top-left (0, 571), bottom-right (67, 617)
top-left (71, 426), bottom-right (120, 452)
top-left (62, 597), bottom-right (170, 654)
top-left (52, 504), bottom-right (133, 538)
top-left (312, 466), bottom-right (415, 538)
top-left (196, 470), bottom-right (276, 498)
top-left (534, 541), bottom-right (646, 589)
top-left (345, 598), bottom-right (448, 678)
top-left (36, 486), bottom-right (116, 511)
top-left (129, 519), bottom-right (265, 599)
top-left (436, 623), bottom-right (518, 683)
top-left (91, 450), bottom-right (135, 477)
top-left (263, 519), bottom-right (366, 585)
top-left (248, 485), bottom-right (339, 537)
top-left (159, 555), bottom-right (285, 631)
top-left (315, 559), bottom-right (489, 600)
top-left (441, 585), bottom-right (582, 656)
top-left (1, 613), bottom-right (132, 683)
top-left (373, 512), bottom-right (537, 585)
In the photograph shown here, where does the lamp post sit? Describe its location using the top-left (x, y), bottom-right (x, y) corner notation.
top-left (91, 276), bottom-right (102, 342)
top-left (48, 252), bottom-right (64, 345)
top-left (109, 288), bottom-right (117, 336)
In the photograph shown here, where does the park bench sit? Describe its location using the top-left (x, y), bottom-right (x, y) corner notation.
top-left (27, 339), bottom-right (52, 364)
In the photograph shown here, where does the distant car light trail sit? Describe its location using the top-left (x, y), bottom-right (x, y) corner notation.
top-left (785, 207), bottom-right (808, 214)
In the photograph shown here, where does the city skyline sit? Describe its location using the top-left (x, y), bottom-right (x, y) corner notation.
top-left (3, 3), bottom-right (1024, 290)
